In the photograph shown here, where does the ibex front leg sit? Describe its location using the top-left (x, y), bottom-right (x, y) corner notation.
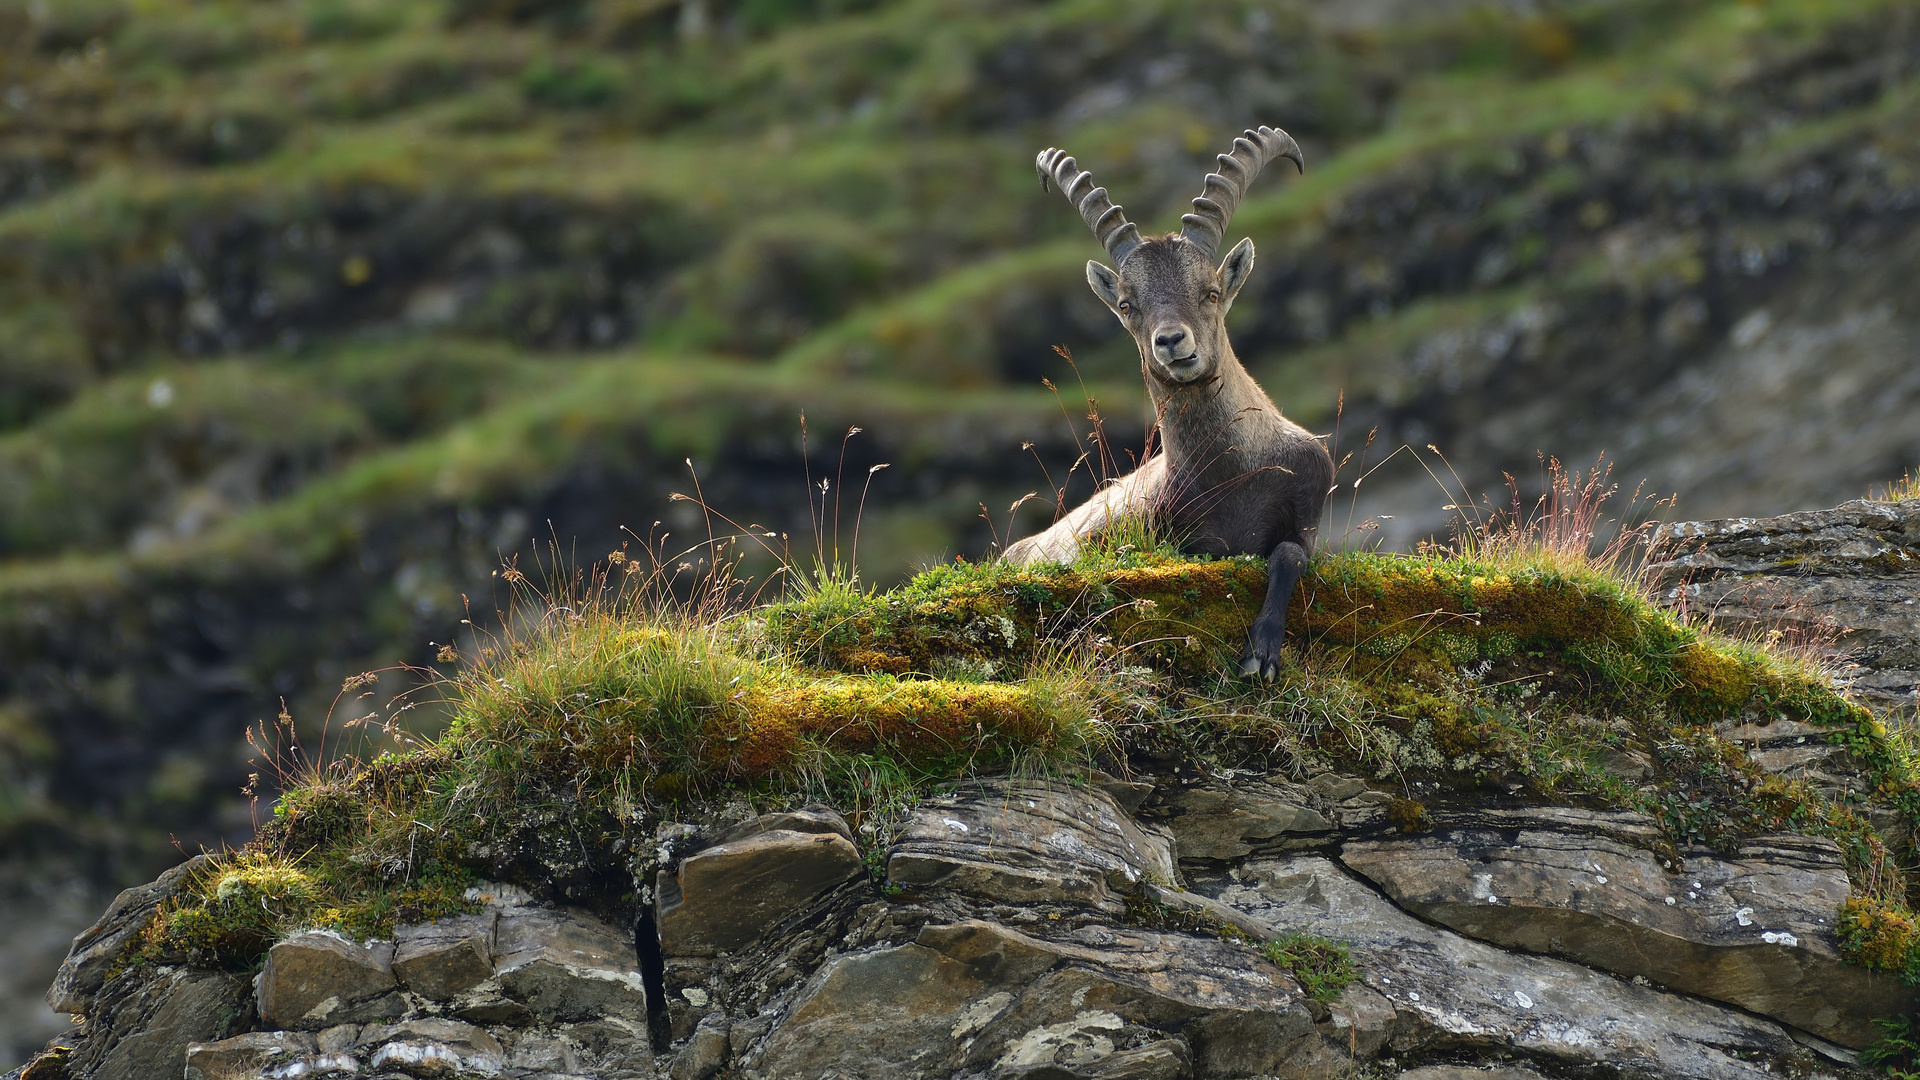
top-left (1241, 537), bottom-right (1309, 681)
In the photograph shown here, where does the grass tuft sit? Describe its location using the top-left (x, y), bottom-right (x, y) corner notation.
top-left (1263, 933), bottom-right (1360, 1003)
top-left (1871, 470), bottom-right (1920, 503)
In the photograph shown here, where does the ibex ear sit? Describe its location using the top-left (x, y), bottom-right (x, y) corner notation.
top-left (1217, 238), bottom-right (1256, 312)
top-left (1086, 261), bottom-right (1123, 314)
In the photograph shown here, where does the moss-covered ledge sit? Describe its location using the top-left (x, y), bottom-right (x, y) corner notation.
top-left (129, 547), bottom-right (1920, 994)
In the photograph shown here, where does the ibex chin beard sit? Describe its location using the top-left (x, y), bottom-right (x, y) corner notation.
top-left (1156, 351), bottom-right (1204, 381)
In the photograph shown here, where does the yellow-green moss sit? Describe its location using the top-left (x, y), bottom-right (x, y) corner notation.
top-left (140, 846), bottom-right (481, 968)
top-left (1386, 798), bottom-right (1433, 833)
top-left (133, 757), bottom-right (483, 968)
top-left (726, 675), bottom-right (1094, 779)
top-left (138, 852), bottom-right (326, 965)
top-left (442, 600), bottom-right (1098, 800)
top-left (1839, 897), bottom-right (1920, 982)
top-left (764, 553), bottom-right (1268, 682)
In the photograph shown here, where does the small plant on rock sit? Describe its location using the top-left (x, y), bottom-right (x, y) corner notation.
top-left (1839, 897), bottom-right (1920, 986)
top-left (1263, 933), bottom-right (1359, 1003)
top-left (1864, 1014), bottom-right (1920, 1080)
top-left (1869, 470), bottom-right (1920, 503)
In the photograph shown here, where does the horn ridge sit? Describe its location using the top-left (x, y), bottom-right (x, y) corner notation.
top-left (1036, 145), bottom-right (1141, 264)
top-left (1179, 124), bottom-right (1304, 257)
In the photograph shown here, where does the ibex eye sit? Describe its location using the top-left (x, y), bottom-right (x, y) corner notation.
top-left (1118, 301), bottom-right (1132, 314)
top-left (1206, 290), bottom-right (1221, 303)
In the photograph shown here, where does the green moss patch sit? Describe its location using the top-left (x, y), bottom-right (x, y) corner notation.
top-left (438, 617), bottom-right (1098, 803)
top-left (140, 757), bottom-right (482, 968)
top-left (767, 546), bottom-right (1867, 733)
top-left (768, 546), bottom-right (1918, 952)
top-left (1840, 897), bottom-right (1920, 983)
top-left (765, 549), bottom-right (1270, 682)
top-left (1263, 933), bottom-right (1360, 1003)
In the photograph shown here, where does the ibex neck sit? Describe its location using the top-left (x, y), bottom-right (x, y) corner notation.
top-left (1147, 348), bottom-right (1274, 464)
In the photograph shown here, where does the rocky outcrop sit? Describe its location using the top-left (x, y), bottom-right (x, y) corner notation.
top-left (1338, 807), bottom-right (1910, 1047)
top-left (257, 931), bottom-right (403, 1028)
top-left (27, 494), bottom-right (1920, 1080)
top-left (1648, 498), bottom-right (1920, 719)
top-left (658, 816), bottom-right (865, 955)
top-left (1193, 855), bottom-right (1823, 1080)
top-left (19, 773), bottom-right (1899, 1080)
top-left (886, 781), bottom-right (1177, 914)
top-left (41, 854), bottom-right (210, 1016)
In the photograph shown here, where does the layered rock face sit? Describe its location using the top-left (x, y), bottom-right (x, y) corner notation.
top-left (33, 880), bottom-right (653, 1080)
top-left (1648, 498), bottom-right (1920, 857)
top-left (1648, 498), bottom-right (1920, 721)
top-left (19, 778), bottom-right (1904, 1080)
top-left (17, 500), bottom-right (1918, 1080)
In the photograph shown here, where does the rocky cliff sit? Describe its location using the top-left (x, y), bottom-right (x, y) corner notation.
top-left (1648, 497), bottom-right (1920, 721)
top-left (21, 788), bottom-right (1913, 1080)
top-left (11, 500), bottom-right (1920, 1080)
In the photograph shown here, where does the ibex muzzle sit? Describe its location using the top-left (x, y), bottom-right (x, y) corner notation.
top-left (1012, 127), bottom-right (1331, 681)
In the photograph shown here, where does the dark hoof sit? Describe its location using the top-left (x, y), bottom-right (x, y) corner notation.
top-left (1241, 621), bottom-right (1286, 682)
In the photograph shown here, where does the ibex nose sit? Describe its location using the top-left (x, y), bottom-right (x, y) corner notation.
top-left (1154, 328), bottom-right (1188, 351)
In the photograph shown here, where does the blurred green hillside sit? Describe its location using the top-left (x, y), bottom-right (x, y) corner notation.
top-left (2, 0), bottom-right (1919, 1057)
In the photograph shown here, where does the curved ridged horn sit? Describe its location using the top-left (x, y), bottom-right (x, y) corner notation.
top-left (1178, 125), bottom-right (1304, 258)
top-left (1037, 147), bottom-right (1142, 264)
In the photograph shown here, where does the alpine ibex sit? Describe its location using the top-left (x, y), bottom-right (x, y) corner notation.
top-left (1003, 126), bottom-right (1333, 680)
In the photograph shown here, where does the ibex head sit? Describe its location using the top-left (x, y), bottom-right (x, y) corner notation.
top-left (1038, 127), bottom-right (1303, 387)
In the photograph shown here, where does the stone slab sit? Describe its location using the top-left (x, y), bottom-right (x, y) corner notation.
top-left (494, 906), bottom-right (649, 1024)
top-left (256, 930), bottom-right (398, 1029)
top-left (185, 1032), bottom-right (321, 1080)
top-left (712, 807), bottom-right (854, 845)
top-left (46, 853), bottom-right (209, 1015)
top-left (886, 780), bottom-right (1176, 912)
top-left (1648, 499), bottom-right (1920, 718)
top-left (358, 1018), bottom-right (506, 1077)
top-left (1399, 1068), bottom-right (1550, 1080)
top-left (394, 911), bottom-right (497, 1000)
top-left (72, 966), bottom-right (252, 1080)
top-left (1197, 855), bottom-right (1825, 1079)
top-left (747, 918), bottom-right (1312, 1079)
top-left (1339, 808), bottom-right (1913, 1047)
top-left (659, 827), bottom-right (864, 955)
top-left (1141, 779), bottom-right (1333, 862)
top-left (667, 1016), bottom-right (730, 1080)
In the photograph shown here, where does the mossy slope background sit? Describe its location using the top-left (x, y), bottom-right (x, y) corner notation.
top-left (3, 0), bottom-right (1920, 1059)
